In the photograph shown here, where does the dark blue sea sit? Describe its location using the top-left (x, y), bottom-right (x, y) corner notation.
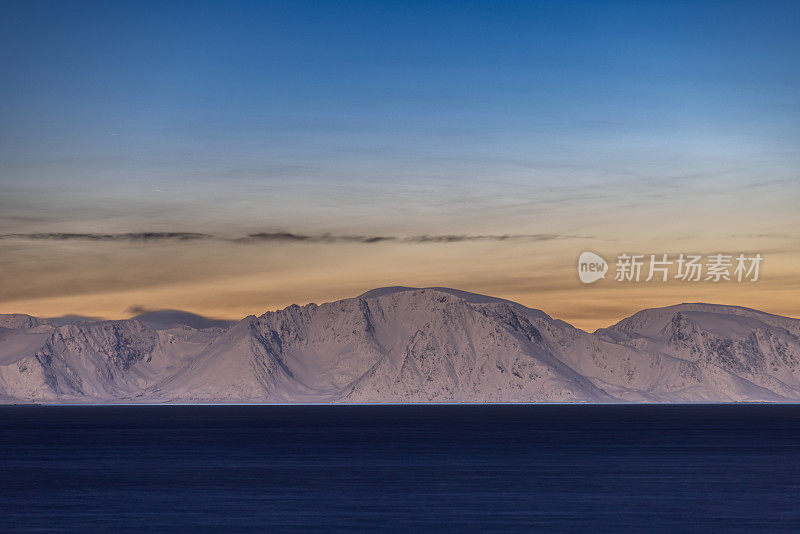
top-left (1, 405), bottom-right (799, 532)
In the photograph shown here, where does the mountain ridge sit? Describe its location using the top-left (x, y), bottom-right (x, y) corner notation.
top-left (1, 287), bottom-right (799, 403)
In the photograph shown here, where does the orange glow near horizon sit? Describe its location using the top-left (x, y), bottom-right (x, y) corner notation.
top-left (2, 230), bottom-right (798, 332)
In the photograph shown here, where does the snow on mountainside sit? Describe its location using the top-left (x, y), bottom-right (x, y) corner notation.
top-left (0, 314), bottom-right (46, 329)
top-left (593, 304), bottom-right (800, 401)
top-left (130, 309), bottom-right (236, 330)
top-left (1, 289), bottom-right (799, 403)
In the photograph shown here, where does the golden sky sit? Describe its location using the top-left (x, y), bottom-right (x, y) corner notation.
top-left (2, 3), bottom-right (799, 330)
top-left (1, 190), bottom-right (797, 332)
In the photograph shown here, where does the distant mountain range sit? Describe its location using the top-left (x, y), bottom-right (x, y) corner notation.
top-left (1, 287), bottom-right (799, 403)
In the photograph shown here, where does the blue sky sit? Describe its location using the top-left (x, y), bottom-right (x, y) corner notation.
top-left (1, 1), bottom-right (798, 325)
top-left (3, 2), bottom-right (798, 213)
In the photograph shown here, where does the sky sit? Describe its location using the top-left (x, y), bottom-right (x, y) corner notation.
top-left (1, 0), bottom-right (799, 330)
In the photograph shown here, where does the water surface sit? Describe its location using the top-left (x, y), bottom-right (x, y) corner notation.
top-left (1, 405), bottom-right (799, 532)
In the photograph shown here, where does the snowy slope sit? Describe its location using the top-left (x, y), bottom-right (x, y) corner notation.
top-left (594, 304), bottom-right (800, 401)
top-left (0, 314), bottom-right (46, 329)
top-left (1, 289), bottom-right (799, 403)
top-left (130, 309), bottom-right (235, 330)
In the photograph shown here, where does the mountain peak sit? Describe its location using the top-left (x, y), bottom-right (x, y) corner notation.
top-left (128, 309), bottom-right (236, 331)
top-left (0, 314), bottom-right (44, 329)
top-left (358, 286), bottom-right (525, 306)
top-left (2, 289), bottom-right (799, 403)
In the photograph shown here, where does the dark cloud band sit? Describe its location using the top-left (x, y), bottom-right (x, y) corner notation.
top-left (236, 232), bottom-right (586, 243)
top-left (0, 232), bottom-right (210, 241)
top-left (404, 234), bottom-right (572, 243)
top-left (235, 232), bottom-right (397, 244)
top-left (1, 231), bottom-right (589, 244)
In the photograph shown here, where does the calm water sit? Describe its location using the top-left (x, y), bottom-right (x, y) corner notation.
top-left (1, 405), bottom-right (800, 532)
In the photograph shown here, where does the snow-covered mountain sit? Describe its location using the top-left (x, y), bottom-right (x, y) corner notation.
top-left (1, 288), bottom-right (799, 403)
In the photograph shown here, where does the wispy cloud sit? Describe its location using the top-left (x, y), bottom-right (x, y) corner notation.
top-left (0, 232), bottom-right (210, 241)
top-left (404, 233), bottom-right (583, 243)
top-left (730, 233), bottom-right (799, 240)
top-left (236, 232), bottom-right (590, 244)
top-left (235, 232), bottom-right (396, 244)
top-left (1, 231), bottom-right (591, 244)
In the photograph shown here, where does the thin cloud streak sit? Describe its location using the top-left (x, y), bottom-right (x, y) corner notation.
top-left (1, 232), bottom-right (591, 244)
top-left (0, 232), bottom-right (210, 241)
top-left (236, 232), bottom-right (591, 244)
top-left (236, 232), bottom-right (396, 244)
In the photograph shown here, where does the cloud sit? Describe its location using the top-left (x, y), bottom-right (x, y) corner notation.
top-left (404, 233), bottom-right (580, 243)
top-left (124, 305), bottom-right (154, 315)
top-left (1, 231), bottom-right (591, 244)
top-left (730, 233), bottom-right (799, 240)
top-left (237, 232), bottom-right (589, 244)
top-left (235, 232), bottom-right (398, 244)
top-left (0, 232), bottom-right (211, 241)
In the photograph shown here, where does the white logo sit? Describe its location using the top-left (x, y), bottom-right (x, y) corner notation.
top-left (578, 251), bottom-right (608, 284)
top-left (577, 252), bottom-right (763, 284)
